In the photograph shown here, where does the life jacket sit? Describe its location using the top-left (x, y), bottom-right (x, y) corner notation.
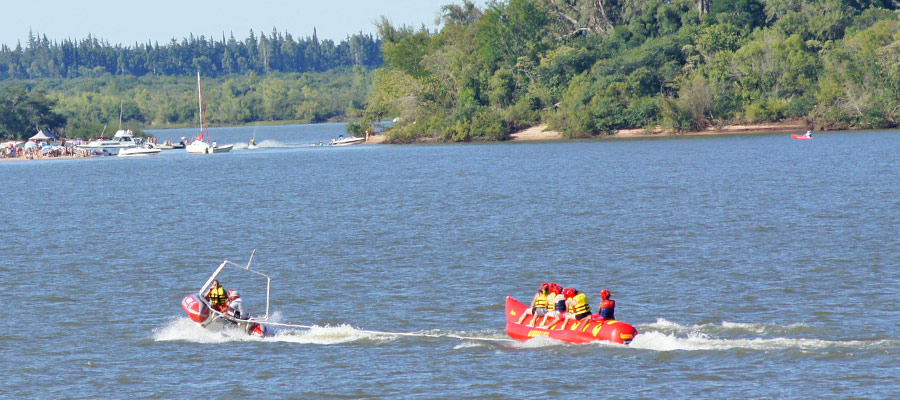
top-left (600, 299), bottom-right (615, 320)
top-left (554, 294), bottom-right (567, 312)
top-left (545, 292), bottom-right (557, 311)
top-left (571, 293), bottom-right (590, 316)
top-left (207, 286), bottom-right (228, 306)
top-left (533, 291), bottom-right (547, 309)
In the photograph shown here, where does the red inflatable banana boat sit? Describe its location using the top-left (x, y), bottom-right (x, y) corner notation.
top-left (505, 296), bottom-right (637, 345)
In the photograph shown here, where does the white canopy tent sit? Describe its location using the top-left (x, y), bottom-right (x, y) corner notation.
top-left (28, 130), bottom-right (57, 141)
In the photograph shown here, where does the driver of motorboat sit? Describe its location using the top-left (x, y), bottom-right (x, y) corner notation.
top-left (226, 289), bottom-right (245, 320)
top-left (205, 280), bottom-right (229, 312)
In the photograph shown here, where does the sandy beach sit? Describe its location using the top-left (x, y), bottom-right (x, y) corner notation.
top-left (510, 121), bottom-right (809, 141)
top-left (0, 155), bottom-right (85, 163)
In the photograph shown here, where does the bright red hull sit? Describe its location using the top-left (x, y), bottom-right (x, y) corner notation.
top-left (790, 134), bottom-right (813, 139)
top-left (505, 296), bottom-right (637, 345)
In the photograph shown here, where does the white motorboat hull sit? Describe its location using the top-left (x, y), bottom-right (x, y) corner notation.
top-left (186, 141), bottom-right (232, 154)
top-left (118, 147), bottom-right (162, 157)
top-left (331, 137), bottom-right (365, 146)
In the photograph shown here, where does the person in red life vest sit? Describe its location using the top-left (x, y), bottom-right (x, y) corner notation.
top-left (517, 282), bottom-right (550, 326)
top-left (539, 284), bottom-right (568, 329)
top-left (560, 288), bottom-right (590, 330)
top-left (204, 279), bottom-right (229, 312)
top-left (597, 289), bottom-right (615, 321)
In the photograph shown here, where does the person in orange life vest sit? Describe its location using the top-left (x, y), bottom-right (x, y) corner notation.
top-left (204, 279), bottom-right (229, 312)
top-left (560, 288), bottom-right (590, 330)
top-left (517, 282), bottom-right (550, 326)
top-left (540, 284), bottom-right (567, 329)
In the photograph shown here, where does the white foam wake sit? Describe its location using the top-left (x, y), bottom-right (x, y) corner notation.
top-left (643, 318), bottom-right (817, 335)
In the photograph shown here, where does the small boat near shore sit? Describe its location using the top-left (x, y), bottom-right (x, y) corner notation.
top-left (76, 129), bottom-right (139, 155)
top-left (504, 296), bottom-right (637, 345)
top-left (331, 136), bottom-right (365, 146)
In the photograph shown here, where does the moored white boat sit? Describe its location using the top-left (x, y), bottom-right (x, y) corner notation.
top-left (186, 72), bottom-right (232, 154)
top-left (77, 129), bottom-right (139, 155)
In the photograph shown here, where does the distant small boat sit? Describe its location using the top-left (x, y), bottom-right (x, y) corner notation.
top-left (118, 142), bottom-right (162, 157)
top-left (331, 136), bottom-right (365, 146)
top-left (791, 131), bottom-right (813, 140)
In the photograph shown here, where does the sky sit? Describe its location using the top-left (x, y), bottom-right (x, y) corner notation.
top-left (1, 0), bottom-right (482, 47)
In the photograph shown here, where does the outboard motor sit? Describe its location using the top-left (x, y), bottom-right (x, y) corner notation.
top-left (181, 294), bottom-right (212, 324)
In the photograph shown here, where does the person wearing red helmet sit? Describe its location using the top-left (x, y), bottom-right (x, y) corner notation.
top-left (598, 289), bottom-right (615, 321)
top-left (539, 285), bottom-right (568, 329)
top-left (517, 283), bottom-right (550, 326)
top-left (559, 288), bottom-right (590, 330)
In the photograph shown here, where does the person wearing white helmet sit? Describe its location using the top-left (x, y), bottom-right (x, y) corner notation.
top-left (226, 289), bottom-right (245, 320)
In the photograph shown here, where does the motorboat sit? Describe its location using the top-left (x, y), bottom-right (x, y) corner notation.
top-left (186, 72), bottom-right (232, 154)
top-left (157, 140), bottom-right (185, 150)
top-left (790, 134), bottom-right (813, 140)
top-left (331, 136), bottom-right (365, 146)
top-left (504, 296), bottom-right (637, 345)
top-left (76, 130), bottom-right (139, 155)
top-left (118, 142), bottom-right (162, 157)
top-left (181, 252), bottom-right (272, 337)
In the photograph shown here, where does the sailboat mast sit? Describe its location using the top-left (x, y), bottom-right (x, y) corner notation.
top-left (197, 72), bottom-right (204, 141)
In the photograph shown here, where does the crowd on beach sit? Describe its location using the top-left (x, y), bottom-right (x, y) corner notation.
top-left (1, 139), bottom-right (94, 160)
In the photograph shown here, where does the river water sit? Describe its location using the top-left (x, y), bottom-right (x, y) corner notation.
top-left (3, 124), bottom-right (898, 398)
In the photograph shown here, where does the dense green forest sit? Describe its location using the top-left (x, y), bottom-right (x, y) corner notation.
top-left (357, 0), bottom-right (900, 142)
top-left (0, 67), bottom-right (373, 140)
top-left (0, 29), bottom-right (381, 79)
top-left (0, 29), bottom-right (379, 140)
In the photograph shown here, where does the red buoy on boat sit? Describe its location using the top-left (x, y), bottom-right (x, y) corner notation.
top-left (505, 296), bottom-right (637, 345)
top-left (181, 294), bottom-right (211, 324)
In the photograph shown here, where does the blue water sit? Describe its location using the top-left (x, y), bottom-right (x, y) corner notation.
top-left (3, 124), bottom-right (898, 398)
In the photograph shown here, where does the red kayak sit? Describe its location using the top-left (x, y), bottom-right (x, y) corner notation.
top-left (505, 296), bottom-right (637, 345)
top-left (790, 134), bottom-right (813, 139)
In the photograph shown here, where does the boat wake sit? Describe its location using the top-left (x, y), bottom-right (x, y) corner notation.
top-left (154, 316), bottom-right (511, 345)
top-left (628, 318), bottom-right (899, 352)
top-left (155, 315), bottom-right (897, 351)
top-left (232, 140), bottom-right (298, 149)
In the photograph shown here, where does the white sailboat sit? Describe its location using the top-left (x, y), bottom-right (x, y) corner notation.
top-left (187, 72), bottom-right (233, 154)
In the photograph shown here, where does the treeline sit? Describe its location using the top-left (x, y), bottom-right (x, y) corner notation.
top-left (356, 0), bottom-right (900, 142)
top-left (0, 67), bottom-right (373, 140)
top-left (0, 28), bottom-right (382, 80)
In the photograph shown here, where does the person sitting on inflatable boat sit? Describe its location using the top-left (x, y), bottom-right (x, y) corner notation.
top-left (204, 280), bottom-right (229, 312)
top-left (560, 288), bottom-right (590, 330)
top-left (591, 289), bottom-right (615, 322)
top-left (516, 282), bottom-right (550, 326)
top-left (226, 289), bottom-right (245, 320)
top-left (539, 283), bottom-right (568, 329)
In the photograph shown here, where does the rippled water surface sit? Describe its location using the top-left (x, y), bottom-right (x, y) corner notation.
top-left (3, 124), bottom-right (898, 398)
